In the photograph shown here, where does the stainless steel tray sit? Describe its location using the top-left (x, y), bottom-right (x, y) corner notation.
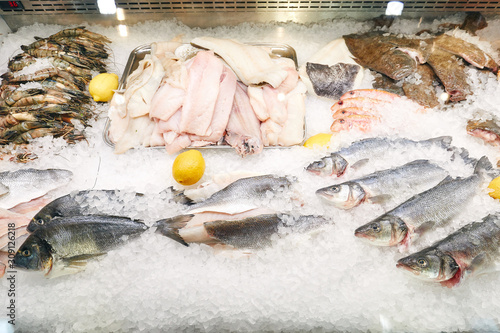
top-left (103, 42), bottom-right (302, 149)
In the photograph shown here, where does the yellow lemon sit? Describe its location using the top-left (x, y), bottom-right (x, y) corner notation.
top-left (303, 133), bottom-right (333, 148)
top-left (488, 176), bottom-right (500, 199)
top-left (89, 73), bottom-right (119, 102)
top-left (172, 150), bottom-right (206, 186)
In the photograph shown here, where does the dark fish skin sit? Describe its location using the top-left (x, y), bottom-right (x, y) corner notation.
top-left (461, 12), bottom-right (488, 35)
top-left (306, 62), bottom-right (360, 99)
top-left (426, 48), bottom-right (471, 102)
top-left (155, 214), bottom-right (330, 249)
top-left (28, 190), bottom-right (144, 233)
top-left (15, 215), bottom-right (148, 272)
top-left (397, 213), bottom-right (500, 288)
top-left (467, 118), bottom-right (500, 146)
top-left (402, 64), bottom-right (440, 108)
top-left (372, 72), bottom-right (405, 96)
top-left (344, 32), bottom-right (417, 80)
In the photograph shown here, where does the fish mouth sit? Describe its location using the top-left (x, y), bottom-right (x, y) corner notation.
top-left (354, 228), bottom-right (374, 240)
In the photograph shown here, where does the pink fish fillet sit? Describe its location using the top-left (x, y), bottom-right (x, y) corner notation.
top-left (190, 65), bottom-right (238, 145)
top-left (179, 51), bottom-right (224, 136)
top-left (149, 82), bottom-right (186, 122)
top-left (225, 83), bottom-right (263, 156)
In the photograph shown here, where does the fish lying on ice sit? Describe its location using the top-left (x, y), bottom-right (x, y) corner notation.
top-left (182, 174), bottom-right (294, 215)
top-left (28, 189), bottom-right (144, 233)
top-left (306, 136), bottom-right (452, 177)
top-left (467, 118), bottom-right (500, 146)
top-left (14, 215), bottom-right (148, 278)
top-left (155, 212), bottom-right (330, 249)
top-left (397, 213), bottom-right (500, 288)
top-left (316, 160), bottom-right (449, 209)
top-left (0, 168), bottom-right (72, 209)
top-left (354, 156), bottom-right (493, 248)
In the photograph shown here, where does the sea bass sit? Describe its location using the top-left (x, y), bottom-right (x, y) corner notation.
top-left (14, 215), bottom-right (148, 277)
top-left (354, 156), bottom-right (492, 247)
top-left (0, 168), bottom-right (73, 209)
top-left (316, 160), bottom-right (448, 209)
top-left (28, 189), bottom-right (144, 233)
top-left (397, 213), bottom-right (500, 288)
top-left (155, 212), bottom-right (330, 249)
top-left (184, 175), bottom-right (293, 214)
top-left (306, 136), bottom-right (452, 177)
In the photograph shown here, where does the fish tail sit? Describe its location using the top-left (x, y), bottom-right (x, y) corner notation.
top-left (450, 146), bottom-right (476, 166)
top-left (473, 156), bottom-right (498, 181)
top-left (426, 135), bottom-right (453, 148)
top-left (154, 214), bottom-right (194, 246)
top-left (164, 186), bottom-right (195, 206)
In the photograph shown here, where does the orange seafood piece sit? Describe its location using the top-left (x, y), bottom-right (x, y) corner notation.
top-left (330, 114), bottom-right (379, 132)
top-left (339, 89), bottom-right (402, 102)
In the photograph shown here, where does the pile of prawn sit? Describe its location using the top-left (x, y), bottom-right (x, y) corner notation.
top-left (0, 27), bottom-right (111, 146)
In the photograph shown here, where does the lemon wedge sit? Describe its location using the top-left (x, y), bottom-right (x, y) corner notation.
top-left (303, 133), bottom-right (333, 148)
top-left (172, 150), bottom-right (206, 186)
top-left (89, 73), bottom-right (119, 102)
top-left (488, 176), bottom-right (500, 199)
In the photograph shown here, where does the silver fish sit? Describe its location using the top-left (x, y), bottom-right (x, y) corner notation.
top-left (316, 160), bottom-right (449, 209)
top-left (397, 213), bottom-right (500, 288)
top-left (354, 156), bottom-right (492, 247)
top-left (0, 168), bottom-right (73, 209)
top-left (184, 175), bottom-right (293, 215)
top-left (155, 213), bottom-right (330, 249)
top-left (28, 189), bottom-right (144, 233)
top-left (14, 215), bottom-right (148, 278)
top-left (306, 136), bottom-right (452, 177)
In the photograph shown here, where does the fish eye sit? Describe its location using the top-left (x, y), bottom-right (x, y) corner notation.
top-left (341, 110), bottom-right (347, 114)
top-left (417, 259), bottom-right (427, 267)
top-left (371, 224), bottom-right (381, 232)
top-left (22, 249), bottom-right (31, 257)
top-left (330, 186), bottom-right (340, 193)
top-left (339, 119), bottom-right (345, 124)
top-left (314, 161), bottom-right (326, 169)
top-left (36, 219), bottom-right (45, 225)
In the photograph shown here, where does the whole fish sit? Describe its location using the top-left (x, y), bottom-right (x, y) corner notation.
top-left (306, 136), bottom-right (452, 177)
top-left (14, 215), bottom-right (148, 278)
top-left (183, 175), bottom-right (293, 214)
top-left (0, 168), bottom-right (72, 209)
top-left (354, 156), bottom-right (492, 247)
top-left (155, 213), bottom-right (330, 249)
top-left (397, 213), bottom-right (500, 288)
top-left (28, 189), bottom-right (144, 233)
top-left (316, 160), bottom-right (449, 209)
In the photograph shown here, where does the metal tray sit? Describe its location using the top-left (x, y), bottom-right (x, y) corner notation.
top-left (103, 42), bottom-right (302, 149)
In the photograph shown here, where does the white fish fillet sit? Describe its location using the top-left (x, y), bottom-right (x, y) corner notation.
top-left (278, 82), bottom-right (307, 146)
top-left (298, 38), bottom-right (364, 98)
top-left (191, 36), bottom-right (289, 88)
top-left (126, 54), bottom-right (165, 118)
top-left (114, 115), bottom-right (156, 154)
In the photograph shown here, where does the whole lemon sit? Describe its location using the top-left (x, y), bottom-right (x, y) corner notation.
top-left (89, 73), bottom-right (119, 102)
top-left (172, 150), bottom-right (206, 186)
top-left (303, 133), bottom-right (333, 148)
top-left (488, 176), bottom-right (500, 199)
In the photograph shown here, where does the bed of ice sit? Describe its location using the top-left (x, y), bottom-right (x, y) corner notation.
top-left (1, 14), bottom-right (500, 333)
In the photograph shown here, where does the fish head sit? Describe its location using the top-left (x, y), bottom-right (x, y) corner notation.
top-left (27, 215), bottom-right (51, 233)
top-left (354, 215), bottom-right (408, 246)
top-left (14, 236), bottom-right (52, 271)
top-left (306, 153), bottom-right (348, 177)
top-left (316, 182), bottom-right (365, 209)
top-left (396, 249), bottom-right (459, 282)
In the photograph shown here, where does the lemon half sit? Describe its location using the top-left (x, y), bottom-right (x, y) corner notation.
top-left (303, 133), bottom-right (333, 148)
top-left (172, 150), bottom-right (206, 186)
top-left (89, 73), bottom-right (119, 102)
top-left (488, 176), bottom-right (500, 199)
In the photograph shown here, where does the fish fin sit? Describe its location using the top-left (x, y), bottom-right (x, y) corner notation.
top-left (465, 253), bottom-right (487, 277)
top-left (163, 186), bottom-right (195, 206)
top-left (473, 156), bottom-right (500, 181)
top-left (350, 159), bottom-right (369, 170)
top-left (46, 255), bottom-right (102, 278)
top-left (154, 215), bottom-right (194, 246)
top-left (367, 194), bottom-right (392, 204)
top-left (414, 221), bottom-right (435, 236)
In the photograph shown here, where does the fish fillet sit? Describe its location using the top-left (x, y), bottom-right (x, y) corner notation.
top-left (191, 36), bottom-right (288, 88)
top-left (179, 51), bottom-right (224, 136)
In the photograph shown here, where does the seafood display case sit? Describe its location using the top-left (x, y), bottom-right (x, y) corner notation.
top-left (2, 1), bottom-right (500, 333)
